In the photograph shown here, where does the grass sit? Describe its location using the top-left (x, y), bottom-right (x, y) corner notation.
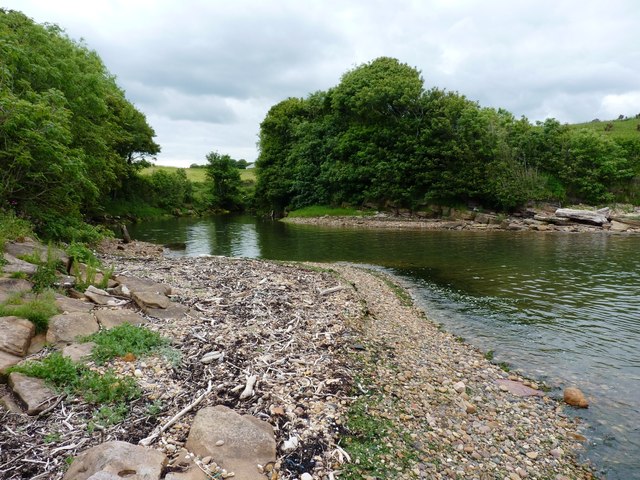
top-left (287, 205), bottom-right (375, 218)
top-left (72, 263), bottom-right (113, 291)
top-left (0, 211), bottom-right (35, 254)
top-left (140, 165), bottom-right (257, 184)
top-left (571, 116), bottom-right (640, 140)
top-left (66, 242), bottom-right (100, 267)
top-left (0, 290), bottom-right (58, 332)
top-left (88, 403), bottom-right (129, 433)
top-left (84, 324), bottom-right (169, 365)
top-left (8, 352), bottom-right (140, 404)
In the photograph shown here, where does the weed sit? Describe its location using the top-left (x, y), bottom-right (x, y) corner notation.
top-left (9, 271), bottom-right (28, 279)
top-left (156, 345), bottom-right (182, 368)
top-left (43, 431), bottom-right (61, 443)
top-left (87, 403), bottom-right (129, 433)
top-left (84, 324), bottom-right (168, 365)
top-left (0, 290), bottom-right (58, 332)
top-left (455, 335), bottom-right (466, 343)
top-left (8, 352), bottom-right (140, 404)
top-left (73, 263), bottom-right (113, 291)
top-left (499, 362), bottom-right (511, 372)
top-left (484, 350), bottom-right (495, 361)
top-left (145, 400), bottom-right (163, 417)
top-left (66, 242), bottom-right (100, 267)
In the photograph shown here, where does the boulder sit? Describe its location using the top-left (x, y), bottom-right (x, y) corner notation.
top-left (0, 350), bottom-right (22, 382)
top-left (27, 333), bottom-right (47, 355)
top-left (2, 253), bottom-right (37, 275)
top-left (144, 303), bottom-right (189, 320)
top-left (564, 387), bottom-right (589, 408)
top-left (46, 312), bottom-right (99, 344)
top-left (114, 275), bottom-right (172, 296)
top-left (0, 316), bottom-right (35, 356)
top-left (8, 372), bottom-right (57, 415)
top-left (185, 405), bottom-right (276, 480)
top-left (55, 294), bottom-right (94, 314)
top-left (4, 239), bottom-right (70, 268)
top-left (0, 278), bottom-right (33, 303)
top-left (555, 208), bottom-right (610, 226)
top-left (132, 291), bottom-right (171, 310)
top-left (62, 342), bottom-right (96, 362)
top-left (84, 286), bottom-right (125, 306)
top-left (609, 220), bottom-right (630, 232)
top-left (63, 440), bottom-right (167, 480)
top-left (95, 309), bottom-right (147, 329)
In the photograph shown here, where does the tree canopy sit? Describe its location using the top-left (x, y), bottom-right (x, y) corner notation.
top-left (255, 57), bottom-right (640, 214)
top-left (0, 9), bottom-right (159, 238)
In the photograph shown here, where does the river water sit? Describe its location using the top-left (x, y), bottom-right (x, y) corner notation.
top-left (125, 215), bottom-right (640, 479)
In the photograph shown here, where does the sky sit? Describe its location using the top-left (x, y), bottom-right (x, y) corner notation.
top-left (3, 0), bottom-right (640, 167)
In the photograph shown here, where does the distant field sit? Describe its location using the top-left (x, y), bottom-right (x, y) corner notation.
top-left (571, 117), bottom-right (640, 140)
top-left (141, 166), bottom-right (256, 183)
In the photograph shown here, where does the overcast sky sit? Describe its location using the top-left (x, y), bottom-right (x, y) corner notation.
top-left (4, 0), bottom-right (640, 167)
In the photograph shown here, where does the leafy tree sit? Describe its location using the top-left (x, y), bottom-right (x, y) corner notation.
top-left (205, 152), bottom-right (242, 210)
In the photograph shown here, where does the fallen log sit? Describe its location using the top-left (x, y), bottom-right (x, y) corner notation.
top-left (555, 208), bottom-right (610, 226)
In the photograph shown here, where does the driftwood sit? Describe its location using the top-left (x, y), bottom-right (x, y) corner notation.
top-left (555, 208), bottom-right (610, 226)
top-left (120, 224), bottom-right (132, 244)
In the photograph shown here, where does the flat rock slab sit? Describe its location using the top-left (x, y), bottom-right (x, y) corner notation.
top-left (62, 342), bottom-right (96, 362)
top-left (0, 350), bottom-right (22, 382)
top-left (185, 405), bottom-right (276, 480)
top-left (55, 294), bottom-right (94, 314)
top-left (8, 372), bottom-right (57, 415)
top-left (4, 240), bottom-right (69, 267)
top-left (0, 316), bottom-right (35, 356)
top-left (132, 291), bottom-right (171, 310)
top-left (495, 379), bottom-right (544, 397)
top-left (2, 253), bottom-right (37, 275)
top-left (114, 275), bottom-right (172, 296)
top-left (0, 393), bottom-right (23, 413)
top-left (46, 312), bottom-right (99, 344)
top-left (63, 440), bottom-right (167, 480)
top-left (95, 309), bottom-right (147, 329)
top-left (84, 286), bottom-right (125, 306)
top-left (27, 333), bottom-right (47, 355)
top-left (0, 278), bottom-right (33, 303)
top-left (144, 303), bottom-right (189, 320)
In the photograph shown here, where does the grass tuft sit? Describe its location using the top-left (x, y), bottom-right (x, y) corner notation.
top-left (84, 324), bottom-right (169, 365)
top-left (0, 290), bottom-right (58, 332)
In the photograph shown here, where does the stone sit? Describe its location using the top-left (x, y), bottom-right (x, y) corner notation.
top-left (63, 440), bottom-right (167, 480)
top-left (8, 372), bottom-right (57, 415)
top-left (0, 350), bottom-right (22, 382)
top-left (0, 278), bottom-right (33, 303)
top-left (609, 221), bottom-right (630, 232)
top-left (46, 312), bottom-right (99, 344)
top-left (563, 387), bottom-right (589, 408)
top-left (300, 474), bottom-right (313, 480)
top-left (0, 393), bottom-right (23, 413)
top-left (144, 302), bottom-right (189, 320)
top-left (114, 275), bottom-right (172, 295)
top-left (132, 291), bottom-right (171, 310)
top-left (526, 451), bottom-right (538, 460)
top-left (84, 286), bottom-right (125, 306)
top-left (4, 239), bottom-right (70, 267)
top-left (185, 405), bottom-right (276, 480)
top-left (495, 379), bottom-right (544, 397)
top-left (95, 309), bottom-right (147, 329)
top-left (0, 316), bottom-right (35, 356)
top-left (453, 381), bottom-right (466, 393)
top-left (27, 333), bottom-right (47, 354)
top-left (550, 447), bottom-right (564, 458)
top-left (464, 401), bottom-right (477, 414)
top-left (55, 294), bottom-right (94, 314)
top-left (2, 253), bottom-right (37, 275)
top-left (62, 342), bottom-right (96, 362)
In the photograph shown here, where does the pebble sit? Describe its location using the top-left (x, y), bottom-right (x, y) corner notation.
top-left (133, 369), bottom-right (143, 377)
top-left (550, 447), bottom-right (564, 458)
top-left (215, 440), bottom-right (225, 446)
top-left (300, 473), bottom-right (313, 480)
top-left (453, 381), bottom-right (466, 393)
top-left (526, 451), bottom-right (538, 460)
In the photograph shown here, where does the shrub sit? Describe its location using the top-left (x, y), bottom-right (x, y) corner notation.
top-left (84, 324), bottom-right (168, 365)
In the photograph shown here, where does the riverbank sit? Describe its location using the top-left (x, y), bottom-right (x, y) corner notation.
top-left (0, 240), bottom-right (596, 479)
top-left (283, 207), bottom-right (640, 234)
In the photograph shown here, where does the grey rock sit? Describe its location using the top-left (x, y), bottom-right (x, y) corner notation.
top-left (0, 316), bottom-right (35, 356)
top-left (0, 393), bottom-right (23, 413)
top-left (610, 220), bottom-right (630, 232)
top-left (55, 294), bottom-right (94, 314)
top-left (84, 286), bottom-right (119, 306)
top-left (95, 309), bottom-right (147, 329)
top-left (8, 372), bottom-right (57, 415)
top-left (144, 303), bottom-right (189, 320)
top-left (62, 440), bottom-right (167, 480)
top-left (62, 342), bottom-right (96, 362)
top-left (0, 278), bottom-right (33, 303)
top-left (4, 239), bottom-right (70, 267)
top-left (27, 333), bottom-right (47, 355)
top-left (185, 405), bottom-right (276, 480)
top-left (132, 291), bottom-right (171, 310)
top-left (2, 253), bottom-right (37, 275)
top-left (0, 350), bottom-right (22, 382)
top-left (46, 312), bottom-right (99, 344)
top-left (114, 275), bottom-right (171, 296)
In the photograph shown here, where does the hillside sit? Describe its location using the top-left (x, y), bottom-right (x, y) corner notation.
top-left (141, 166), bottom-right (256, 184)
top-left (571, 116), bottom-right (640, 140)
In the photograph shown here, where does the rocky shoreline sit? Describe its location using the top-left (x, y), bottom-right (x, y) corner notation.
top-left (283, 206), bottom-right (640, 234)
top-left (0, 239), bottom-right (597, 479)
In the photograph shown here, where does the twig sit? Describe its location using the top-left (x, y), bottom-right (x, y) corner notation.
top-left (139, 380), bottom-right (212, 446)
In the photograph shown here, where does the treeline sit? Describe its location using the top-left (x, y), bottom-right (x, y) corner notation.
top-left (0, 10), bottom-right (159, 240)
top-left (255, 57), bottom-right (640, 214)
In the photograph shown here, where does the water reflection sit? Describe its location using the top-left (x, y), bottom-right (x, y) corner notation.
top-left (126, 215), bottom-right (640, 479)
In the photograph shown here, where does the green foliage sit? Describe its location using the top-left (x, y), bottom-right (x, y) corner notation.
top-left (0, 210), bottom-right (35, 250)
top-left (287, 206), bottom-right (373, 217)
top-left (256, 57), bottom-right (640, 212)
top-left (72, 263), bottom-right (113, 291)
top-left (205, 151), bottom-right (243, 211)
top-left (88, 403), bottom-right (128, 432)
top-left (0, 9), bottom-right (159, 240)
top-left (85, 324), bottom-right (168, 365)
top-left (9, 352), bottom-right (140, 404)
top-left (67, 242), bottom-right (99, 266)
top-left (0, 289), bottom-right (58, 332)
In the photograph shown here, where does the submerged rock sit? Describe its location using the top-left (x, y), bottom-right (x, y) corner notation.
top-left (564, 387), bottom-right (589, 408)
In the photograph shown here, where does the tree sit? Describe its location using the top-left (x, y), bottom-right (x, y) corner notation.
top-left (205, 152), bottom-right (242, 211)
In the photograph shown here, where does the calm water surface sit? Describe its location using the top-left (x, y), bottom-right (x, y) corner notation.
top-left (127, 215), bottom-right (640, 479)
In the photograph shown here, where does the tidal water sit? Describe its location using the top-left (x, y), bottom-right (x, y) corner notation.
top-left (126, 215), bottom-right (640, 479)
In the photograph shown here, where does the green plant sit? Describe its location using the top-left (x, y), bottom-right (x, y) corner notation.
top-left (9, 271), bottom-right (28, 279)
top-left (0, 290), bottom-right (58, 332)
top-left (484, 350), bottom-right (495, 361)
top-left (67, 242), bottom-right (100, 267)
top-left (156, 345), bottom-right (182, 368)
top-left (88, 403), bottom-right (129, 433)
top-left (0, 211), bottom-right (35, 252)
top-left (73, 263), bottom-right (113, 291)
top-left (145, 400), bottom-right (163, 417)
top-left (84, 324), bottom-right (168, 365)
top-left (43, 431), bottom-right (61, 443)
top-left (286, 206), bottom-right (374, 218)
top-left (499, 362), bottom-right (511, 372)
